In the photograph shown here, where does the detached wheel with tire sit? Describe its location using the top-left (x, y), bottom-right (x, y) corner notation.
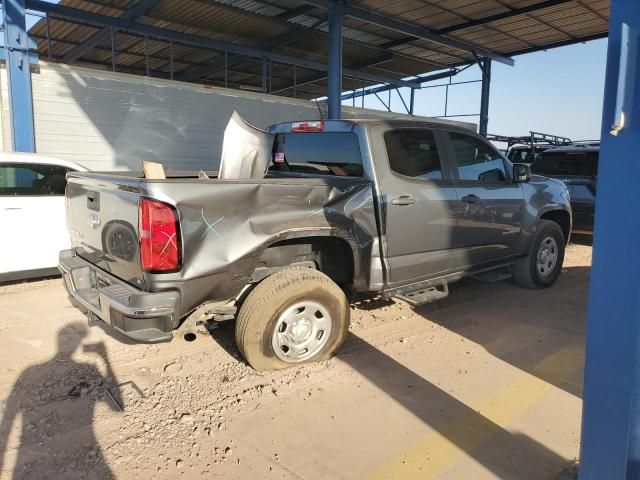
top-left (235, 267), bottom-right (350, 371)
top-left (513, 219), bottom-right (566, 289)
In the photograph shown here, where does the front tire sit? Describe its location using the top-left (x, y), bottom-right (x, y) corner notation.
top-left (513, 220), bottom-right (565, 289)
top-left (235, 267), bottom-right (350, 371)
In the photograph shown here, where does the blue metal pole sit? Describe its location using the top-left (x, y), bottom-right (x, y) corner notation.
top-left (579, 1), bottom-right (640, 478)
top-left (327, 1), bottom-right (343, 119)
top-left (2, 0), bottom-right (36, 152)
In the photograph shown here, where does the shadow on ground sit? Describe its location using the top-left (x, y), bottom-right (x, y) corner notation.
top-left (570, 234), bottom-right (592, 246)
top-left (0, 324), bottom-right (122, 479)
top-left (340, 333), bottom-right (569, 479)
top-left (415, 266), bottom-right (588, 399)
top-left (206, 266), bottom-right (587, 478)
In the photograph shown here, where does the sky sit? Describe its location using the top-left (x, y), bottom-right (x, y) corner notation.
top-left (351, 38), bottom-right (608, 142)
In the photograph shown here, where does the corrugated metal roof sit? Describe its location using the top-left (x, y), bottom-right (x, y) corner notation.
top-left (28, 0), bottom-right (609, 99)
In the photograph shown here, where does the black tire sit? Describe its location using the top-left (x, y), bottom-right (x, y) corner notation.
top-left (235, 267), bottom-right (350, 371)
top-left (512, 219), bottom-right (566, 289)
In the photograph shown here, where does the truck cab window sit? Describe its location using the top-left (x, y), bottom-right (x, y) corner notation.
top-left (449, 132), bottom-right (506, 182)
top-left (271, 132), bottom-right (363, 176)
top-left (384, 129), bottom-right (443, 179)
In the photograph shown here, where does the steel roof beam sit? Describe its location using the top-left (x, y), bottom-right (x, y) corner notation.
top-left (179, 16), bottom-right (325, 82)
top-left (27, 0), bottom-right (419, 88)
top-left (380, 0), bottom-right (575, 50)
top-left (269, 53), bottom-right (393, 94)
top-left (338, 68), bottom-right (460, 102)
top-left (301, 0), bottom-right (514, 66)
top-left (277, 4), bottom-right (318, 21)
top-left (192, 0), bottom-right (446, 68)
top-left (439, 0), bottom-right (575, 34)
top-left (60, 0), bottom-right (162, 63)
top-left (504, 32), bottom-right (608, 57)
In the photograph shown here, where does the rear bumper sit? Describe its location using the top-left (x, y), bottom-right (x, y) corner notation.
top-left (58, 250), bottom-right (179, 342)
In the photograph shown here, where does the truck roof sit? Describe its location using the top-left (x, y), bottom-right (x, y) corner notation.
top-left (543, 145), bottom-right (600, 154)
top-left (268, 118), bottom-right (477, 134)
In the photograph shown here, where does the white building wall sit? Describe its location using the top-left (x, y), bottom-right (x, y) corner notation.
top-left (1, 62), bottom-right (473, 171)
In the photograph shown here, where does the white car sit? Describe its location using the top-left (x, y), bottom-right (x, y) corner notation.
top-left (0, 152), bottom-right (88, 282)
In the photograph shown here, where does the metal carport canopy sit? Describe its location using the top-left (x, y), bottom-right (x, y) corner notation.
top-left (24, 0), bottom-right (608, 99)
top-left (3, 0), bottom-right (609, 149)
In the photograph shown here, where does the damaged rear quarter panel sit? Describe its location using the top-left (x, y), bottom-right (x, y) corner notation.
top-left (141, 176), bottom-right (379, 317)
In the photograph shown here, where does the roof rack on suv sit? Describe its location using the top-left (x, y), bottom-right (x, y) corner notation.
top-left (485, 131), bottom-right (573, 149)
top-left (568, 140), bottom-right (600, 148)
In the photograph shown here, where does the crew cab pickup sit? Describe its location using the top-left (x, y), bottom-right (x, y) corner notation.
top-left (60, 114), bottom-right (571, 370)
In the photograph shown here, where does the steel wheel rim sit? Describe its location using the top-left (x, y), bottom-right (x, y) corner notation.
top-left (272, 301), bottom-right (332, 363)
top-left (536, 236), bottom-right (559, 277)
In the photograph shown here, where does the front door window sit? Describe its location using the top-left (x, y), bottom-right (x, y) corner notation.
top-left (449, 132), bottom-right (507, 183)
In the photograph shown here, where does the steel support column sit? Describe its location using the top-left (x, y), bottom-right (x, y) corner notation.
top-left (579, 1), bottom-right (640, 478)
top-left (327, 1), bottom-right (343, 119)
top-left (409, 88), bottom-right (415, 115)
top-left (262, 58), bottom-right (268, 94)
top-left (479, 58), bottom-right (491, 136)
top-left (2, 0), bottom-right (35, 152)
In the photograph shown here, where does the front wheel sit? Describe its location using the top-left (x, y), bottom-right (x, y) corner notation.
top-left (513, 220), bottom-right (566, 289)
top-left (235, 267), bottom-right (350, 371)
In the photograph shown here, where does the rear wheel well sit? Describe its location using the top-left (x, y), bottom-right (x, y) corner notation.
top-left (254, 237), bottom-right (355, 291)
top-left (540, 210), bottom-right (570, 243)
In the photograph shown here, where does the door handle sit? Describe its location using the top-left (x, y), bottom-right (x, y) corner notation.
top-left (461, 194), bottom-right (480, 204)
top-left (391, 195), bottom-right (416, 206)
top-left (4, 207), bottom-right (22, 210)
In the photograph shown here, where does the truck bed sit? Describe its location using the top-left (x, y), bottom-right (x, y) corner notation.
top-left (65, 171), bottom-right (379, 319)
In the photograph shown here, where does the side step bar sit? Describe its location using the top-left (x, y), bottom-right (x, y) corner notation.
top-left (469, 267), bottom-right (512, 284)
top-left (395, 281), bottom-right (449, 306)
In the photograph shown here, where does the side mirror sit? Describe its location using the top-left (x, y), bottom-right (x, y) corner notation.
top-left (513, 163), bottom-right (531, 183)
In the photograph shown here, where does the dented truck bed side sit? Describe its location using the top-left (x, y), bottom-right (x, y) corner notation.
top-left (64, 171), bottom-right (381, 328)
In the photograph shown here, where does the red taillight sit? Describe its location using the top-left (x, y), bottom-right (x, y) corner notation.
top-left (291, 121), bottom-right (324, 132)
top-left (139, 198), bottom-right (181, 272)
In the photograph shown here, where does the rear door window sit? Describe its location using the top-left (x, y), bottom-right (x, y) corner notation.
top-left (449, 132), bottom-right (507, 182)
top-left (271, 132), bottom-right (363, 176)
top-left (0, 163), bottom-right (71, 196)
top-left (531, 151), bottom-right (598, 176)
top-left (383, 129), bottom-right (444, 180)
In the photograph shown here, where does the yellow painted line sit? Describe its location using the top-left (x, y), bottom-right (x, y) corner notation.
top-left (367, 345), bottom-right (583, 480)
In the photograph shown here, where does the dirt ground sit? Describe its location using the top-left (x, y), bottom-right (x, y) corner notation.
top-left (0, 243), bottom-right (591, 480)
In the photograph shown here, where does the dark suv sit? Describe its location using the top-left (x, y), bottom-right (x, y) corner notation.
top-left (531, 145), bottom-right (598, 233)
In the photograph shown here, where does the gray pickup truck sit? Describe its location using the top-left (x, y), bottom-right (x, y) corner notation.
top-left (59, 114), bottom-right (571, 370)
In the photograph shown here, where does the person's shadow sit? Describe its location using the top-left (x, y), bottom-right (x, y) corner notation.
top-left (0, 323), bottom-right (121, 479)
